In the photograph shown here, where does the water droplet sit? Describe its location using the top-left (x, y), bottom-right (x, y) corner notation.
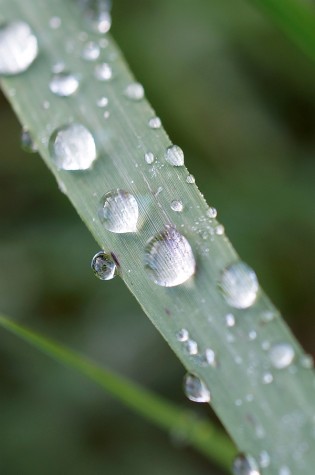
top-left (124, 82), bottom-right (144, 101)
top-left (0, 21), bottom-right (38, 75)
top-left (176, 328), bottom-right (189, 342)
top-left (258, 450), bottom-right (270, 468)
top-left (207, 207), bottom-right (217, 218)
top-left (204, 348), bottom-right (216, 366)
top-left (79, 0), bottom-right (112, 33)
top-left (49, 72), bottom-right (79, 97)
top-left (49, 16), bottom-right (61, 29)
top-left (81, 41), bottom-right (100, 60)
top-left (99, 189), bottom-right (138, 233)
top-left (97, 96), bottom-right (109, 107)
top-left (95, 62), bottom-right (112, 81)
top-left (148, 116), bottom-right (161, 129)
top-left (185, 339), bottom-right (198, 355)
top-left (232, 453), bottom-right (260, 475)
top-left (165, 145), bottom-right (184, 166)
top-left (262, 372), bottom-right (273, 384)
top-left (21, 128), bottom-right (37, 153)
top-left (49, 123), bottom-right (97, 171)
top-left (249, 330), bottom-right (257, 341)
top-left (171, 200), bottom-right (183, 212)
top-left (269, 343), bottom-right (295, 369)
top-left (144, 227), bottom-right (196, 287)
top-left (42, 100), bottom-right (50, 110)
top-left (225, 313), bottom-right (235, 327)
top-left (215, 224), bottom-right (225, 235)
top-left (186, 174), bottom-right (195, 184)
top-left (144, 152), bottom-right (155, 164)
top-left (91, 251), bottom-right (117, 280)
top-left (183, 373), bottom-right (210, 403)
top-left (219, 262), bottom-right (259, 309)
top-left (103, 110), bottom-right (110, 119)
top-left (300, 354), bottom-right (314, 369)
top-left (279, 466), bottom-right (291, 475)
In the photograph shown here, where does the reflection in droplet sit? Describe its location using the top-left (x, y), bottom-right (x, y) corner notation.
top-left (91, 251), bottom-right (117, 280)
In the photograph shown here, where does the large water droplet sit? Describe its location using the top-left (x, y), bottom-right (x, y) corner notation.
top-left (0, 21), bottom-right (38, 75)
top-left (91, 251), bottom-right (117, 280)
top-left (165, 145), bottom-right (184, 166)
top-left (232, 454), bottom-right (260, 475)
top-left (99, 189), bottom-right (138, 233)
top-left (269, 343), bottom-right (295, 369)
top-left (95, 62), bottom-right (112, 81)
top-left (49, 72), bottom-right (79, 97)
top-left (49, 123), bottom-right (97, 170)
top-left (183, 373), bottom-right (210, 403)
top-left (21, 128), bottom-right (37, 153)
top-left (219, 262), bottom-right (259, 309)
top-left (124, 82), bottom-right (144, 101)
top-left (144, 227), bottom-right (196, 287)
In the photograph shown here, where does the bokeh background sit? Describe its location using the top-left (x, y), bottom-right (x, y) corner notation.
top-left (0, 0), bottom-right (315, 474)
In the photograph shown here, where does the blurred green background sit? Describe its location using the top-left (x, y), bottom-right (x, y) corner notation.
top-left (1, 0), bottom-right (315, 474)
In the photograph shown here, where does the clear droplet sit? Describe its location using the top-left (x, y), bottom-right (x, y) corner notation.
top-left (183, 373), bottom-right (210, 403)
top-left (186, 174), bottom-right (195, 184)
top-left (300, 354), bottom-right (314, 369)
top-left (215, 224), bottom-right (225, 235)
top-left (124, 82), bottom-right (144, 101)
top-left (219, 262), bottom-right (259, 309)
top-left (176, 328), bottom-right (189, 342)
top-left (148, 116), bottom-right (161, 129)
top-left (171, 200), bottom-right (183, 212)
top-left (204, 348), bottom-right (216, 366)
top-left (21, 128), bottom-right (37, 153)
top-left (165, 145), bottom-right (184, 166)
top-left (207, 207), bottom-right (217, 218)
top-left (279, 466), bottom-right (291, 475)
top-left (225, 313), bottom-right (236, 327)
top-left (262, 372), bottom-right (273, 384)
top-left (258, 450), bottom-right (270, 468)
top-left (49, 17), bottom-right (61, 29)
top-left (79, 0), bottom-right (112, 33)
top-left (91, 251), bottom-right (117, 280)
top-left (49, 72), bottom-right (79, 97)
top-left (144, 152), bottom-right (155, 164)
top-left (144, 227), bottom-right (196, 287)
top-left (269, 343), bottom-right (295, 369)
top-left (185, 339), bottom-right (198, 355)
top-left (232, 453), bottom-right (260, 475)
top-left (97, 96), bottom-right (109, 107)
top-left (81, 41), bottom-right (100, 60)
top-left (49, 123), bottom-right (97, 171)
top-left (103, 110), bottom-right (110, 119)
top-left (99, 189), bottom-right (138, 233)
top-left (95, 62), bottom-right (112, 81)
top-left (0, 21), bottom-right (38, 75)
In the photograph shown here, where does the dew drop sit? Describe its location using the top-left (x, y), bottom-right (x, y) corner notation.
top-left (279, 467), bottom-right (291, 475)
top-left (49, 123), bottom-right (97, 171)
top-left (124, 82), bottom-right (144, 101)
top-left (186, 174), bottom-right (195, 184)
top-left (262, 372), bottom-right (273, 384)
top-left (219, 262), bottom-right (259, 309)
top-left (49, 16), bottom-right (61, 29)
top-left (21, 128), bottom-right (37, 153)
top-left (183, 373), bottom-right (210, 403)
top-left (144, 227), bottom-right (196, 287)
top-left (91, 251), bottom-right (117, 280)
top-left (207, 207), bottom-right (217, 218)
top-left (103, 110), bottom-right (110, 119)
top-left (258, 450), bottom-right (270, 468)
top-left (165, 145), bottom-right (184, 166)
top-left (148, 116), bottom-right (161, 129)
top-left (171, 200), bottom-right (183, 212)
top-left (81, 41), bottom-right (100, 60)
top-left (144, 152), bottom-right (155, 164)
top-left (269, 343), bottom-right (295, 369)
top-left (95, 62), bottom-right (112, 81)
top-left (97, 96), bottom-right (109, 107)
top-left (49, 72), bottom-right (79, 97)
top-left (215, 224), bottom-right (225, 235)
top-left (176, 328), bottom-right (189, 342)
top-left (185, 339), bottom-right (198, 355)
top-left (232, 453), bottom-right (260, 475)
top-left (99, 189), bottom-right (138, 233)
top-left (0, 21), bottom-right (38, 75)
top-left (79, 0), bottom-right (112, 33)
top-left (204, 348), bottom-right (216, 366)
top-left (300, 354), bottom-right (314, 369)
top-left (225, 313), bottom-right (236, 327)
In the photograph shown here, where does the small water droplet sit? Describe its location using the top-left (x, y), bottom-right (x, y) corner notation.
top-left (103, 110), bottom-right (110, 119)
top-left (49, 123), bottom-right (97, 170)
top-left (21, 128), bottom-right (37, 153)
top-left (219, 262), bottom-right (259, 309)
top-left (269, 343), bottom-right (295, 369)
top-left (262, 372), bottom-right (273, 384)
top-left (232, 454), bottom-right (260, 475)
top-left (204, 348), bottom-right (216, 366)
top-left (258, 450), bottom-right (270, 468)
top-left (215, 224), bottom-right (225, 235)
top-left (49, 72), bottom-right (79, 97)
top-left (300, 354), bottom-right (314, 369)
top-left (144, 152), bottom-right (155, 164)
top-left (91, 251), bottom-right (117, 280)
top-left (80, 0), bottom-right (112, 33)
top-left (185, 339), bottom-right (198, 355)
top-left (183, 373), bottom-right (210, 403)
top-left (0, 21), bottom-right (38, 75)
top-left (49, 16), bottom-right (61, 29)
top-left (124, 82), bottom-right (144, 101)
top-left (186, 174), bottom-right (195, 184)
top-left (171, 200), bottom-right (183, 212)
top-left (81, 41), bottom-right (100, 60)
top-left (207, 207), bottom-right (217, 218)
top-left (144, 227), bottom-right (196, 287)
top-left (225, 313), bottom-right (236, 327)
top-left (165, 145), bottom-right (184, 166)
top-left (148, 116), bottom-right (161, 129)
top-left (249, 330), bottom-right (257, 341)
top-left (97, 96), bottom-right (109, 107)
top-left (95, 62), bottom-right (112, 81)
top-left (176, 328), bottom-right (189, 342)
top-left (99, 189), bottom-right (138, 233)
top-left (279, 466), bottom-right (291, 475)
